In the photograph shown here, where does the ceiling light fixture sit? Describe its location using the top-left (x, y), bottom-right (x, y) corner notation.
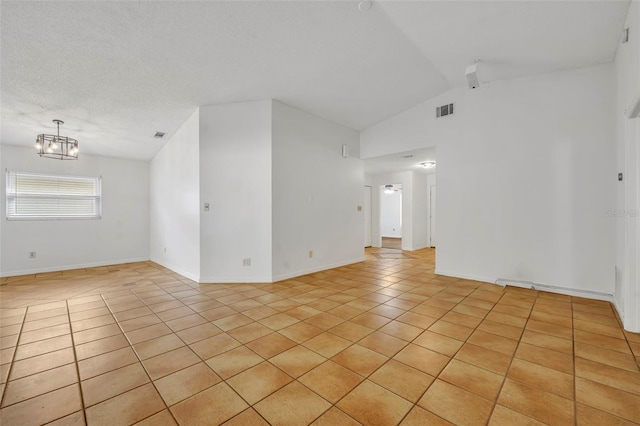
top-left (420, 161), bottom-right (436, 169)
top-left (384, 184), bottom-right (394, 194)
top-left (35, 120), bottom-right (79, 160)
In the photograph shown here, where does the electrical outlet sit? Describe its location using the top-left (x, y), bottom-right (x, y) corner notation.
top-left (243, 258), bottom-right (251, 266)
top-left (28, 251), bottom-right (36, 259)
top-left (308, 250), bottom-right (313, 258)
top-left (357, 205), bottom-right (362, 211)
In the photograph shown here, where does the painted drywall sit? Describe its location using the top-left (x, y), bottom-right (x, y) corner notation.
top-left (380, 187), bottom-right (402, 238)
top-left (199, 101), bottom-right (273, 282)
top-left (427, 174), bottom-right (437, 247)
top-left (0, 145), bottom-right (149, 276)
top-left (412, 172), bottom-right (430, 250)
top-left (149, 109), bottom-right (201, 281)
top-left (361, 64), bottom-right (616, 299)
top-left (614, 1), bottom-right (640, 331)
top-left (272, 101), bottom-right (364, 280)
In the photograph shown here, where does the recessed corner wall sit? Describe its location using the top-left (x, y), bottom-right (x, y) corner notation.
top-left (199, 100), bottom-right (273, 282)
top-left (272, 101), bottom-right (364, 280)
top-left (1, 145), bottom-right (150, 276)
top-left (150, 108), bottom-right (201, 281)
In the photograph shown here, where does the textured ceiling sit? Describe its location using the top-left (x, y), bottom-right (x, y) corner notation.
top-left (0, 0), bottom-right (631, 160)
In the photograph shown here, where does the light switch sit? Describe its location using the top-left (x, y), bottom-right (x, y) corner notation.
top-left (204, 203), bottom-right (210, 211)
top-left (357, 205), bottom-right (362, 211)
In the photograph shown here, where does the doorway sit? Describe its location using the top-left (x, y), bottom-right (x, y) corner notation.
top-left (380, 184), bottom-right (402, 249)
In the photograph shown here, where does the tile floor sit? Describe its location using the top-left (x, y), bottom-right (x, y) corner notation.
top-left (0, 247), bottom-right (639, 425)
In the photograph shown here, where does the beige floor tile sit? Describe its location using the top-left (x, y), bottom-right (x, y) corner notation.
top-left (2, 363), bottom-right (78, 407)
top-left (81, 362), bottom-right (150, 407)
top-left (75, 334), bottom-right (130, 360)
top-left (133, 333), bottom-right (185, 360)
top-left (227, 361), bottom-right (293, 404)
top-left (488, 405), bottom-right (546, 425)
top-left (369, 358), bottom-right (434, 402)
top-left (575, 357), bottom-right (640, 396)
top-left (393, 344), bottom-right (450, 376)
top-left (144, 346), bottom-right (201, 380)
top-left (85, 383), bottom-right (165, 425)
top-left (254, 381), bottom-right (331, 426)
top-left (329, 321), bottom-right (375, 342)
top-left (278, 322), bottom-right (324, 343)
top-left (77, 346), bottom-right (139, 380)
top-left (9, 347), bottom-right (75, 380)
top-left (304, 312), bottom-right (345, 330)
top-left (227, 322), bottom-right (273, 344)
top-left (245, 332), bottom-right (297, 358)
top-left (189, 333), bottom-right (241, 360)
top-left (419, 379), bottom-right (494, 426)
top-left (0, 384), bottom-right (82, 426)
top-left (303, 332), bottom-right (352, 358)
top-left (507, 358), bottom-right (574, 399)
top-left (498, 378), bottom-right (574, 425)
top-left (311, 407), bottom-right (361, 426)
top-left (332, 344), bottom-right (388, 377)
top-left (378, 320), bottom-right (422, 342)
top-left (14, 334), bottom-right (72, 361)
top-left (270, 345), bottom-right (326, 377)
top-left (222, 408), bottom-right (270, 426)
top-left (299, 360), bottom-right (364, 403)
top-left (134, 409), bottom-right (178, 426)
top-left (175, 322), bottom-right (222, 344)
top-left (337, 380), bottom-right (413, 426)
top-left (574, 341), bottom-right (638, 371)
top-left (206, 346), bottom-right (263, 379)
top-left (213, 313), bottom-right (254, 332)
top-left (155, 362), bottom-right (222, 406)
top-left (357, 331), bottom-right (408, 357)
top-left (515, 342), bottom-right (574, 374)
top-left (401, 406), bottom-right (454, 425)
top-left (575, 402), bottom-right (638, 426)
top-left (439, 359), bottom-right (504, 401)
top-left (412, 330), bottom-right (463, 356)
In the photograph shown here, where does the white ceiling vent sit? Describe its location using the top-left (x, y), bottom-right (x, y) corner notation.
top-left (154, 131), bottom-right (165, 139)
top-left (436, 103), bottom-right (454, 118)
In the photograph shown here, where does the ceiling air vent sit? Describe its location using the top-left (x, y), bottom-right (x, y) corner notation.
top-left (436, 103), bottom-right (454, 118)
top-left (154, 131), bottom-right (165, 139)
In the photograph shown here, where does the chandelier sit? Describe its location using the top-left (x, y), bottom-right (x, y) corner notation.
top-left (35, 119), bottom-right (79, 160)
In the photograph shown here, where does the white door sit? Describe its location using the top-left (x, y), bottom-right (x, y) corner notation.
top-left (364, 186), bottom-right (372, 247)
top-left (430, 185), bottom-right (436, 247)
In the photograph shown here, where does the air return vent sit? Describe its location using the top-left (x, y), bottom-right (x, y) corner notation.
top-left (436, 103), bottom-right (454, 118)
top-left (154, 131), bottom-right (165, 139)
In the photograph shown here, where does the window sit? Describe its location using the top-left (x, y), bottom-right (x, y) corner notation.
top-left (6, 171), bottom-right (101, 220)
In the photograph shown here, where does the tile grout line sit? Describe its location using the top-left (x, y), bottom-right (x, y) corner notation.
top-left (0, 308), bottom-right (28, 409)
top-left (64, 299), bottom-right (89, 426)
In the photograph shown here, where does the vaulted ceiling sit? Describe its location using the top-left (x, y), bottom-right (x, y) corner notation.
top-left (0, 1), bottom-right (630, 160)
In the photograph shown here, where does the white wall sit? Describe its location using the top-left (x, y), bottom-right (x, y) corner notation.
top-left (149, 109), bottom-right (201, 281)
top-left (362, 64), bottom-right (616, 300)
top-left (380, 187), bottom-right (402, 238)
top-left (272, 101), bottom-right (364, 280)
top-left (615, 1), bottom-right (640, 331)
top-left (0, 145), bottom-right (149, 276)
top-left (199, 101), bottom-right (273, 282)
top-left (412, 172), bottom-right (430, 249)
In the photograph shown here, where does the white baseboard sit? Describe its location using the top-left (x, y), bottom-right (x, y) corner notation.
top-left (198, 276), bottom-right (273, 284)
top-left (434, 269), bottom-right (615, 304)
top-left (434, 269), bottom-right (496, 285)
top-left (1, 257), bottom-right (150, 278)
top-left (272, 256), bottom-right (366, 283)
top-left (149, 257), bottom-right (200, 282)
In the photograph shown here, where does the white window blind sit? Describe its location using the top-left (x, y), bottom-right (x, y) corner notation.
top-left (6, 171), bottom-right (102, 220)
